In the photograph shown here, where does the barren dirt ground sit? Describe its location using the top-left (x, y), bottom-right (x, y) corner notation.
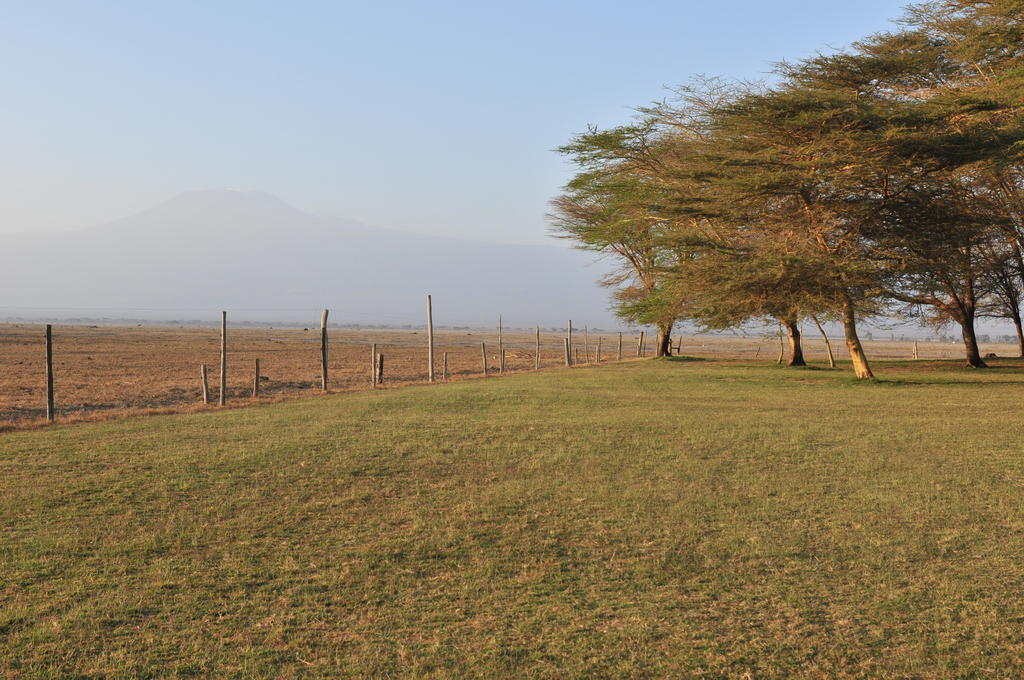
top-left (0, 322), bottom-right (1017, 428)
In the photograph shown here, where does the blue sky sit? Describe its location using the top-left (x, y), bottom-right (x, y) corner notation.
top-left (1, 0), bottom-right (910, 243)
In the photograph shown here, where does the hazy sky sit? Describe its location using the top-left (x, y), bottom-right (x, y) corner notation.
top-left (2, 0), bottom-right (910, 244)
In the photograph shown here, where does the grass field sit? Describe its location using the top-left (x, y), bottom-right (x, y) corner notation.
top-left (4, 357), bottom-right (1024, 678)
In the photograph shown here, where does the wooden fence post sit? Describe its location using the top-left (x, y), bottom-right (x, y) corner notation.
top-left (575, 348), bottom-right (580, 365)
top-left (596, 336), bottom-right (602, 363)
top-left (200, 363), bottom-right (210, 404)
top-left (584, 325), bottom-right (590, 363)
top-left (481, 342), bottom-right (488, 376)
top-left (535, 325), bottom-right (541, 370)
top-left (498, 315), bottom-right (503, 367)
top-left (45, 324), bottom-right (54, 422)
top-left (564, 337), bottom-right (571, 367)
top-left (443, 351), bottom-right (449, 380)
top-left (617, 332), bottom-right (622, 361)
top-left (636, 332), bottom-right (643, 358)
top-left (320, 309), bottom-right (329, 391)
top-left (377, 353), bottom-right (385, 384)
top-left (371, 343), bottom-right (377, 387)
top-left (913, 341), bottom-right (919, 360)
top-left (427, 295), bottom-right (435, 383)
top-left (567, 320), bottom-right (573, 366)
top-left (253, 359), bottom-right (260, 397)
top-left (219, 311), bottom-right (227, 406)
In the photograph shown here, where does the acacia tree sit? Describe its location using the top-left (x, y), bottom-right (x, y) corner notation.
top-left (551, 122), bottom-right (693, 356)
top-left (675, 249), bottom-right (830, 367)
top-left (658, 81), bottom-right (905, 378)
top-left (552, 0), bottom-right (1024, 369)
top-left (556, 78), bottom-right (894, 376)
top-left (880, 181), bottom-right (998, 366)
top-left (905, 0), bottom-right (1024, 86)
top-left (776, 11), bottom-right (1024, 368)
top-left (698, 1), bottom-right (1023, 371)
top-left (978, 237), bottom-right (1024, 355)
top-left (876, 7), bottom-right (1021, 363)
top-left (981, 168), bottom-right (1024, 355)
top-left (988, 168), bottom-right (1024, 345)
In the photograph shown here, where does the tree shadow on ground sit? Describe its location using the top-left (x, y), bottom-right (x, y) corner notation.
top-left (874, 377), bottom-right (1024, 386)
top-left (783, 364), bottom-right (835, 371)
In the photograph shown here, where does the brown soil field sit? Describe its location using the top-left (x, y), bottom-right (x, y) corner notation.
top-left (0, 322), bottom-right (1018, 429)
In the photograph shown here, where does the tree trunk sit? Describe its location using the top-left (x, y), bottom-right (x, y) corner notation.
top-left (784, 320), bottom-right (806, 367)
top-left (960, 263), bottom-right (986, 367)
top-left (1008, 237), bottom-right (1024, 358)
top-left (841, 297), bottom-right (874, 379)
top-left (1014, 310), bottom-right (1024, 359)
top-left (1012, 236), bottom-right (1024, 298)
top-left (656, 325), bottom-right (672, 357)
top-left (959, 312), bottom-right (987, 368)
top-left (810, 315), bottom-right (835, 368)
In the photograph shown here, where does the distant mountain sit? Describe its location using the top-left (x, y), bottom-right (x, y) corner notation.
top-left (0, 190), bottom-right (619, 327)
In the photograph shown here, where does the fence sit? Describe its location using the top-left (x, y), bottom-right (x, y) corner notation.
top-left (1, 297), bottom-right (646, 427)
top-left (4, 305), bottom-right (991, 427)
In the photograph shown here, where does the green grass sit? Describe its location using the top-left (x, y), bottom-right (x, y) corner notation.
top-left (4, 358), bottom-right (1024, 678)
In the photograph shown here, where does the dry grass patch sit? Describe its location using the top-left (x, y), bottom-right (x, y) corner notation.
top-left (4, 359), bottom-right (1024, 677)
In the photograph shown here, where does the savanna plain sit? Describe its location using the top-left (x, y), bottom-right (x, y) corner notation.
top-left (0, 322), bottom-right (1009, 427)
top-left (4, 349), bottom-right (1024, 678)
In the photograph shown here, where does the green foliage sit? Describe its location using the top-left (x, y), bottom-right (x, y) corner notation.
top-left (552, 0), bottom-right (1024, 370)
top-left (551, 118), bottom-right (706, 336)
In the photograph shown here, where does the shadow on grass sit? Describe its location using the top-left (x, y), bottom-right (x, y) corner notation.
top-left (649, 354), bottom-right (1023, 387)
top-left (877, 358), bottom-right (1024, 368)
top-left (868, 359), bottom-right (1023, 386)
top-left (874, 377), bottom-right (1024, 386)
top-left (727, 359), bottom-right (1024, 387)
top-left (785, 364), bottom-right (837, 372)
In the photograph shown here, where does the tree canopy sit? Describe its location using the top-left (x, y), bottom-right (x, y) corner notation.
top-left (551, 0), bottom-right (1024, 377)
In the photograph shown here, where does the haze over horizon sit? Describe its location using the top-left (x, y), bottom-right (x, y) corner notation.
top-left (3, 0), bottom-right (910, 244)
top-left (0, 188), bottom-right (626, 328)
top-left (0, 187), bottom-right (1016, 337)
top-left (5, 187), bottom-right (572, 248)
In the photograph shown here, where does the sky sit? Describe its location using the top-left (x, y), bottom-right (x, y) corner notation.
top-left (1, 0), bottom-right (911, 244)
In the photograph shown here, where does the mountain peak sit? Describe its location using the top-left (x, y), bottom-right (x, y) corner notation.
top-left (153, 189), bottom-right (304, 217)
top-left (94, 188), bottom-right (315, 237)
top-left (0, 189), bottom-right (615, 325)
